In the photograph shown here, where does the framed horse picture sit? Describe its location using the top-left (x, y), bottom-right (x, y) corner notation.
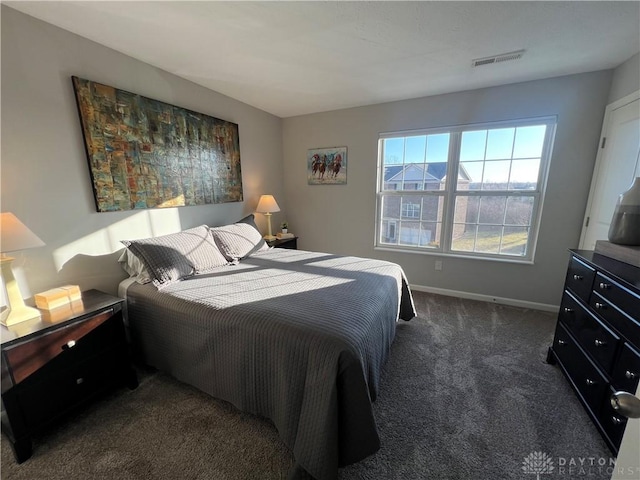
top-left (307, 147), bottom-right (347, 185)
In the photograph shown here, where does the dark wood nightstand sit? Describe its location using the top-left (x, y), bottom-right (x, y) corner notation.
top-left (1, 289), bottom-right (138, 463)
top-left (267, 236), bottom-right (298, 249)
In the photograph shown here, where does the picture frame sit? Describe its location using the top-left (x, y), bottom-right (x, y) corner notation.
top-left (307, 146), bottom-right (347, 185)
top-left (72, 76), bottom-right (243, 212)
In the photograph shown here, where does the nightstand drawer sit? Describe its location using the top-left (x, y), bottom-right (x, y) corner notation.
top-left (611, 343), bottom-right (640, 393)
top-left (3, 309), bottom-right (117, 385)
top-left (565, 257), bottom-right (596, 302)
top-left (560, 292), bottom-right (620, 372)
top-left (16, 344), bottom-right (129, 429)
top-left (554, 323), bottom-right (608, 414)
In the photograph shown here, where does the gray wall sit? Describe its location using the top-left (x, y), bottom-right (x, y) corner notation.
top-left (1, 6), bottom-right (285, 298)
top-left (282, 72), bottom-right (613, 306)
top-left (608, 53), bottom-right (640, 103)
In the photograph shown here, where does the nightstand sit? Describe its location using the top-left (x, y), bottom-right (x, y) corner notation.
top-left (1, 289), bottom-right (138, 463)
top-left (267, 236), bottom-right (298, 249)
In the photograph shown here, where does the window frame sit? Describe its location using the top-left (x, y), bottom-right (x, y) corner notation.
top-left (375, 116), bottom-right (557, 263)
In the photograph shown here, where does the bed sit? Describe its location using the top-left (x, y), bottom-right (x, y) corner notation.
top-left (118, 219), bottom-right (415, 480)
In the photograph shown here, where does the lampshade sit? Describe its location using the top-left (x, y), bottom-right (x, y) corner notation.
top-left (1, 213), bottom-right (45, 253)
top-left (256, 195), bottom-right (281, 213)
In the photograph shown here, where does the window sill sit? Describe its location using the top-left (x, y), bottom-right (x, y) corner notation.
top-left (374, 245), bottom-right (535, 265)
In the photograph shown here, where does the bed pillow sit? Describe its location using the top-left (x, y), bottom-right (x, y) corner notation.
top-left (122, 225), bottom-right (228, 287)
top-left (117, 248), bottom-right (152, 284)
top-left (210, 214), bottom-right (269, 261)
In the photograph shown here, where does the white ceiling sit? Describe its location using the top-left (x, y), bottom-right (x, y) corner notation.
top-left (6, 1), bottom-right (640, 118)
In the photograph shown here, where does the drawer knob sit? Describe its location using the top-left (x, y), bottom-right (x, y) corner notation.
top-left (563, 307), bottom-right (574, 314)
top-left (557, 339), bottom-right (568, 346)
top-left (573, 274), bottom-right (583, 281)
top-left (626, 370), bottom-right (637, 380)
top-left (594, 302), bottom-right (606, 310)
top-left (62, 340), bottom-right (76, 350)
top-left (586, 379), bottom-right (597, 386)
top-left (599, 282), bottom-right (611, 290)
top-left (611, 416), bottom-right (623, 425)
top-left (594, 339), bottom-right (607, 347)
top-left (76, 377), bottom-right (84, 385)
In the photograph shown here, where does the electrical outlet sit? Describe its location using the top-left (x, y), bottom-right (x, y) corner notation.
top-left (435, 260), bottom-right (443, 271)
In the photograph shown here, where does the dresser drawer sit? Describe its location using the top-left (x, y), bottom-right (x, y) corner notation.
top-left (611, 343), bottom-right (640, 393)
top-left (3, 309), bottom-right (122, 385)
top-left (593, 273), bottom-right (640, 321)
top-left (590, 292), bottom-right (640, 348)
top-left (15, 344), bottom-right (128, 429)
top-left (560, 292), bottom-right (620, 372)
top-left (566, 256), bottom-right (596, 302)
top-left (553, 323), bottom-right (609, 413)
top-left (599, 387), bottom-right (627, 450)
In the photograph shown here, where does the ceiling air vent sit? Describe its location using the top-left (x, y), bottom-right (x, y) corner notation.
top-left (472, 50), bottom-right (525, 68)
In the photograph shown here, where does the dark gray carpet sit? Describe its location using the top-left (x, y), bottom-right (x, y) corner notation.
top-left (1, 292), bottom-right (612, 479)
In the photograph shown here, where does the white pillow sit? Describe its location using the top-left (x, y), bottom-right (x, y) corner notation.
top-left (117, 249), bottom-right (152, 284)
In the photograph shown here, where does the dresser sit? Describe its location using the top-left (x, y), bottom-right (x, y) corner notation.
top-left (1, 290), bottom-right (138, 462)
top-left (267, 236), bottom-right (298, 249)
top-left (547, 250), bottom-right (640, 453)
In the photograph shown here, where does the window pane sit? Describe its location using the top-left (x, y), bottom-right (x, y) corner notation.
top-left (509, 159), bottom-right (540, 189)
top-left (398, 221), bottom-right (420, 246)
top-left (451, 224), bottom-right (477, 252)
top-left (478, 196), bottom-right (507, 224)
top-left (401, 196), bottom-right (421, 218)
top-left (380, 219), bottom-right (398, 245)
top-left (456, 195), bottom-right (479, 224)
top-left (485, 128), bottom-right (514, 160)
top-left (476, 225), bottom-right (502, 253)
top-left (501, 226), bottom-right (529, 256)
top-left (421, 196), bottom-right (441, 222)
top-left (381, 195), bottom-right (401, 218)
top-left (505, 196), bottom-right (534, 226)
top-left (405, 136), bottom-right (426, 163)
top-left (420, 222), bottom-right (440, 247)
top-left (513, 125), bottom-right (546, 159)
top-left (459, 161), bottom-right (483, 189)
top-left (460, 130), bottom-right (486, 161)
top-left (481, 160), bottom-right (510, 190)
top-left (383, 138), bottom-right (404, 165)
top-left (426, 134), bottom-right (450, 163)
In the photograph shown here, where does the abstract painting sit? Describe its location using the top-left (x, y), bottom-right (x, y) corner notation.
top-left (72, 76), bottom-right (243, 212)
top-left (307, 146), bottom-right (347, 185)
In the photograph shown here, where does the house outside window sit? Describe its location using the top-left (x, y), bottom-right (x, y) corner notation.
top-left (376, 117), bottom-right (556, 262)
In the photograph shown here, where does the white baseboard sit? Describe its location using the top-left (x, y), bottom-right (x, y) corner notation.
top-left (410, 284), bottom-right (559, 313)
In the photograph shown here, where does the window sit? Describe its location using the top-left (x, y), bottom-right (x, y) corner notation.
top-left (376, 117), bottom-right (556, 261)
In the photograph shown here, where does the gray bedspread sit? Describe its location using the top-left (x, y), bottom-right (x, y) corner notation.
top-left (124, 248), bottom-right (415, 480)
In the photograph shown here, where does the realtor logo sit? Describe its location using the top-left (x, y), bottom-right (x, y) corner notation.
top-left (523, 451), bottom-right (555, 479)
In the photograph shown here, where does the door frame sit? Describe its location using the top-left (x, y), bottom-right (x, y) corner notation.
top-left (578, 90), bottom-right (640, 249)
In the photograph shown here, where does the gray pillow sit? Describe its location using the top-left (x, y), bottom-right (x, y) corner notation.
top-left (122, 225), bottom-right (228, 287)
top-left (210, 214), bottom-right (269, 261)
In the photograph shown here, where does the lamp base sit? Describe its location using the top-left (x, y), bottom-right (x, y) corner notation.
top-left (1, 305), bottom-right (41, 326)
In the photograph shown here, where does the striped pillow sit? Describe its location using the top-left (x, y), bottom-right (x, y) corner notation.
top-left (122, 225), bottom-right (228, 288)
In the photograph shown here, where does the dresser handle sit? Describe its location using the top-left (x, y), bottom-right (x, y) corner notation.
top-left (594, 302), bottom-right (606, 310)
top-left (557, 339), bottom-right (567, 346)
top-left (599, 282), bottom-right (611, 290)
top-left (611, 416), bottom-right (623, 425)
top-left (594, 339), bottom-right (606, 347)
top-left (573, 274), bottom-right (583, 281)
top-left (586, 379), bottom-right (597, 386)
top-left (563, 307), bottom-right (574, 314)
top-left (76, 377), bottom-right (84, 385)
top-left (626, 371), bottom-right (637, 380)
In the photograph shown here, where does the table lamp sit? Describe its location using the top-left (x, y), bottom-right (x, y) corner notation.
top-left (1, 213), bottom-right (45, 326)
top-left (256, 195), bottom-right (280, 241)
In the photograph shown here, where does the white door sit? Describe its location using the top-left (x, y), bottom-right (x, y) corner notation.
top-left (580, 92), bottom-right (640, 250)
top-left (610, 384), bottom-right (640, 479)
